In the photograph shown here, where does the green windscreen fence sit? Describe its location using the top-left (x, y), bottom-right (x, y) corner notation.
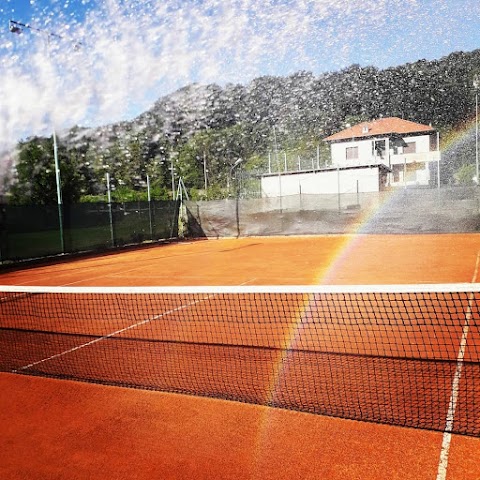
top-left (0, 201), bottom-right (179, 263)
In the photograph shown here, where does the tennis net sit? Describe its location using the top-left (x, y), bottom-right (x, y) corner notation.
top-left (0, 284), bottom-right (479, 436)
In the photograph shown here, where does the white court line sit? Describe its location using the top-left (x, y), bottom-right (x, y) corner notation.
top-left (4, 283), bottom-right (480, 294)
top-left (12, 295), bottom-right (210, 373)
top-left (436, 252), bottom-right (480, 480)
top-left (10, 279), bottom-right (258, 374)
top-left (11, 279), bottom-right (256, 373)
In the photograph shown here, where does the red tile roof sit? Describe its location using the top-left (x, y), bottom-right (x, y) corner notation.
top-left (324, 117), bottom-right (434, 142)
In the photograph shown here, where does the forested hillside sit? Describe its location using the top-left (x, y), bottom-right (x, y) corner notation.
top-left (6, 48), bottom-right (480, 204)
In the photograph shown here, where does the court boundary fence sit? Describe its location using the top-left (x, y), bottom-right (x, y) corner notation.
top-left (0, 200), bottom-right (180, 264)
top-left (2, 185), bottom-right (480, 265)
top-left (185, 186), bottom-right (480, 237)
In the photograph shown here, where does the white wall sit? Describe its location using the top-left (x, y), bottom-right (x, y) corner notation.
top-left (261, 167), bottom-right (382, 197)
top-left (329, 133), bottom-right (441, 187)
top-left (331, 134), bottom-right (435, 168)
top-left (330, 139), bottom-right (373, 166)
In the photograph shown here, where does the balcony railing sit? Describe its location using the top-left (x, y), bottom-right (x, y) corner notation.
top-left (336, 150), bottom-right (441, 168)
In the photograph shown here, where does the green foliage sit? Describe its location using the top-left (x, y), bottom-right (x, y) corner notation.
top-left (173, 125), bottom-right (251, 195)
top-left (6, 48), bottom-right (480, 203)
top-left (79, 183), bottom-right (171, 203)
top-left (454, 163), bottom-right (477, 185)
top-left (78, 194), bottom-right (107, 203)
top-left (10, 136), bottom-right (83, 205)
top-left (189, 183), bottom-right (228, 201)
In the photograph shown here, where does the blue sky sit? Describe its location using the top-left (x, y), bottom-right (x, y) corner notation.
top-left (1, 0), bottom-right (91, 26)
top-left (4, 1), bottom-right (480, 80)
top-left (1, 0), bottom-right (480, 147)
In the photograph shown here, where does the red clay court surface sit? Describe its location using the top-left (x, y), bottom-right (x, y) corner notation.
top-left (1, 233), bottom-right (480, 480)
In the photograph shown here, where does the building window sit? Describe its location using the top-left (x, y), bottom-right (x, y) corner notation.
top-left (404, 142), bottom-right (416, 154)
top-left (372, 139), bottom-right (386, 158)
top-left (346, 146), bottom-right (358, 160)
top-left (390, 136), bottom-right (406, 155)
top-left (392, 164), bottom-right (402, 182)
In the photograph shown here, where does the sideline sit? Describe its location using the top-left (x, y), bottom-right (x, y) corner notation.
top-left (436, 251), bottom-right (480, 480)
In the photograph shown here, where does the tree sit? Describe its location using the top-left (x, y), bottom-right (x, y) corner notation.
top-left (10, 136), bottom-right (82, 205)
top-left (8, 48), bottom-right (480, 199)
top-left (454, 163), bottom-right (477, 185)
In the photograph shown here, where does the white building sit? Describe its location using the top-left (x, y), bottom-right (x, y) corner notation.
top-left (261, 164), bottom-right (390, 197)
top-left (324, 117), bottom-right (441, 188)
top-left (259, 117), bottom-right (441, 198)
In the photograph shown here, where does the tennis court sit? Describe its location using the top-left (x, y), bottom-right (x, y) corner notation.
top-left (1, 234), bottom-right (480, 479)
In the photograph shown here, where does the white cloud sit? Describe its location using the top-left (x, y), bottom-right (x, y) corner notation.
top-left (1, 0), bottom-right (475, 151)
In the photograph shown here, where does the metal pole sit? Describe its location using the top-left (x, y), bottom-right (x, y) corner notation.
top-left (53, 129), bottom-right (64, 253)
top-left (147, 174), bottom-right (153, 239)
top-left (437, 131), bottom-right (441, 190)
top-left (337, 166), bottom-right (341, 212)
top-left (46, 34), bottom-right (64, 254)
top-left (273, 126), bottom-right (279, 172)
top-left (171, 156), bottom-right (176, 200)
top-left (106, 173), bottom-right (114, 247)
top-left (147, 174), bottom-right (151, 202)
top-left (474, 77), bottom-right (479, 185)
top-left (9, 20), bottom-right (82, 255)
top-left (203, 151), bottom-right (208, 191)
top-left (278, 170), bottom-right (282, 209)
top-left (106, 172), bottom-right (112, 204)
top-left (273, 126), bottom-right (282, 211)
top-left (476, 92), bottom-right (479, 185)
top-left (53, 130), bottom-right (62, 205)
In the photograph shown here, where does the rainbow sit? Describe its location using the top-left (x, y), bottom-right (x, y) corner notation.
top-left (252, 119), bottom-right (477, 461)
top-left (441, 117), bottom-right (477, 153)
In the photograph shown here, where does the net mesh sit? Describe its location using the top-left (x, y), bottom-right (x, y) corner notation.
top-left (0, 285), bottom-right (479, 436)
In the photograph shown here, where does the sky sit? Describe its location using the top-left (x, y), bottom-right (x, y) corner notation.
top-left (1, 0), bottom-right (480, 150)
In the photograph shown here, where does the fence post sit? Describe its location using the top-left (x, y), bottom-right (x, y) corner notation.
top-left (106, 173), bottom-right (115, 247)
top-left (0, 205), bottom-right (4, 263)
top-left (147, 174), bottom-right (154, 240)
top-left (337, 166), bottom-right (341, 212)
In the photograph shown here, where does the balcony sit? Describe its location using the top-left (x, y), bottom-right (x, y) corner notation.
top-left (336, 150), bottom-right (441, 168)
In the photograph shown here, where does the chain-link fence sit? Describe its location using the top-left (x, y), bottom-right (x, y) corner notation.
top-left (185, 186), bottom-right (480, 237)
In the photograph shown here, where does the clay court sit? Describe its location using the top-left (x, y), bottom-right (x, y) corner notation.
top-left (1, 233), bottom-right (480, 479)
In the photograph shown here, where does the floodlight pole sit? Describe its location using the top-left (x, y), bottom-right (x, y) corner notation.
top-left (273, 126), bottom-right (282, 211)
top-left (203, 151), bottom-right (208, 191)
top-left (9, 19), bottom-right (69, 252)
top-left (53, 131), bottom-right (62, 205)
top-left (473, 76), bottom-right (480, 186)
top-left (228, 156), bottom-right (244, 196)
top-left (230, 157), bottom-right (244, 176)
top-left (171, 155), bottom-right (176, 200)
